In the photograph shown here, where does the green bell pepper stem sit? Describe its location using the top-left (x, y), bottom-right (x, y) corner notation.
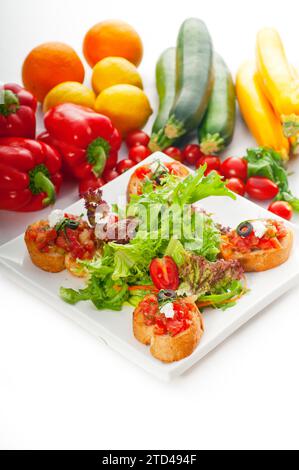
top-left (34, 171), bottom-right (56, 206)
top-left (0, 90), bottom-right (20, 116)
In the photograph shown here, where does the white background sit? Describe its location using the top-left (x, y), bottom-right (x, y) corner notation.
top-left (1, 0), bottom-right (299, 450)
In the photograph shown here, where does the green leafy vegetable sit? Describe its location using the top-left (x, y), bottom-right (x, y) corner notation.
top-left (197, 280), bottom-right (246, 310)
top-left (60, 160), bottom-right (243, 311)
top-left (244, 147), bottom-right (299, 211)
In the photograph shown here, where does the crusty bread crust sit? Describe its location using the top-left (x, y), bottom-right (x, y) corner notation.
top-left (220, 229), bottom-right (293, 272)
top-left (133, 299), bottom-right (204, 363)
top-left (133, 303), bottom-right (155, 345)
top-left (24, 229), bottom-right (65, 273)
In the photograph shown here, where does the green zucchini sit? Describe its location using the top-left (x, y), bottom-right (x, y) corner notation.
top-left (151, 47), bottom-right (176, 136)
top-left (198, 52), bottom-right (236, 154)
top-left (150, 18), bottom-right (214, 151)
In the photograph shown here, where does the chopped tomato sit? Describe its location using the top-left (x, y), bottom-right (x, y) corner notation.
top-left (138, 295), bottom-right (193, 337)
top-left (149, 256), bottom-right (179, 290)
top-left (226, 219), bottom-right (287, 254)
top-left (135, 165), bottom-right (151, 180)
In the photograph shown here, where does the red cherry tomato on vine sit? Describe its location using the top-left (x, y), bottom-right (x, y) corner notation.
top-left (126, 130), bottom-right (150, 148)
top-left (268, 201), bottom-right (293, 220)
top-left (116, 159), bottom-right (136, 174)
top-left (245, 176), bottom-right (279, 200)
top-left (103, 168), bottom-right (119, 182)
top-left (149, 256), bottom-right (179, 290)
top-left (196, 155), bottom-right (221, 174)
top-left (182, 144), bottom-right (203, 165)
top-left (78, 177), bottom-right (104, 197)
top-left (221, 157), bottom-right (248, 181)
top-left (164, 146), bottom-right (183, 162)
top-left (128, 145), bottom-right (151, 163)
top-left (226, 177), bottom-right (246, 196)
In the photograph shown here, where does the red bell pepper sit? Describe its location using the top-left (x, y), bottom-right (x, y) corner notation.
top-left (0, 138), bottom-right (62, 212)
top-left (39, 103), bottom-right (121, 179)
top-left (0, 83), bottom-right (37, 138)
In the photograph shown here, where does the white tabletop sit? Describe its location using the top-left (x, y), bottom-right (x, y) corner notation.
top-left (1, 0), bottom-right (299, 450)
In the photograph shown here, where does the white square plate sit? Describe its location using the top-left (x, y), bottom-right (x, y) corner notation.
top-left (1, 153), bottom-right (299, 381)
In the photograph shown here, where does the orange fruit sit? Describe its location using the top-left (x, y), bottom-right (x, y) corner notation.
top-left (83, 20), bottom-right (143, 68)
top-left (22, 42), bottom-right (85, 102)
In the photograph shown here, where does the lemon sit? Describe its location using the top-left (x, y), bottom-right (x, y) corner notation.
top-left (43, 81), bottom-right (95, 112)
top-left (92, 57), bottom-right (143, 95)
top-left (94, 84), bottom-right (152, 136)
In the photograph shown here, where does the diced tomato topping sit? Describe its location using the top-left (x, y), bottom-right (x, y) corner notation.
top-left (138, 295), bottom-right (193, 337)
top-left (135, 166), bottom-right (151, 180)
top-left (29, 217), bottom-right (96, 259)
top-left (226, 219), bottom-right (286, 253)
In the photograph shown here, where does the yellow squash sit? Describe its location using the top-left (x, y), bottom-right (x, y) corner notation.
top-left (236, 61), bottom-right (289, 160)
top-left (256, 28), bottom-right (299, 136)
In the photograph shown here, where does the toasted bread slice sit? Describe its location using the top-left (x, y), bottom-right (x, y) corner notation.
top-left (220, 229), bottom-right (293, 272)
top-left (127, 161), bottom-right (189, 198)
top-left (133, 298), bottom-right (204, 363)
top-left (150, 309), bottom-right (204, 363)
top-left (25, 227), bottom-right (65, 273)
top-left (133, 302), bottom-right (155, 345)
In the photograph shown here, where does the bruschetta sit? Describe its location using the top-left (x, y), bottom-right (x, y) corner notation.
top-left (220, 219), bottom-right (293, 272)
top-left (25, 211), bottom-right (96, 276)
top-left (127, 160), bottom-right (189, 198)
top-left (133, 294), bottom-right (204, 363)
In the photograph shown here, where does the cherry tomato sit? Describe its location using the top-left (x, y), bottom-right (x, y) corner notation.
top-left (164, 146), bottom-right (183, 162)
top-left (245, 176), bottom-right (279, 200)
top-left (221, 157), bottom-right (248, 181)
top-left (78, 177), bottom-right (104, 197)
top-left (116, 159), bottom-right (136, 174)
top-left (126, 130), bottom-right (150, 148)
top-left (268, 201), bottom-right (293, 220)
top-left (182, 144), bottom-right (203, 165)
top-left (102, 168), bottom-right (119, 182)
top-left (128, 145), bottom-right (151, 163)
top-left (149, 256), bottom-right (179, 290)
top-left (196, 155), bottom-right (221, 174)
top-left (105, 151), bottom-right (118, 170)
top-left (226, 177), bottom-right (246, 196)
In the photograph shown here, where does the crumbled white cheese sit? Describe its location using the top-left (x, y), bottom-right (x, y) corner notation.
top-left (160, 302), bottom-right (175, 319)
top-left (252, 220), bottom-right (267, 239)
top-left (48, 209), bottom-right (64, 228)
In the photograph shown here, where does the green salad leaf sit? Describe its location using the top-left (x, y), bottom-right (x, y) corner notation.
top-left (197, 280), bottom-right (246, 310)
top-left (59, 161), bottom-right (242, 310)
